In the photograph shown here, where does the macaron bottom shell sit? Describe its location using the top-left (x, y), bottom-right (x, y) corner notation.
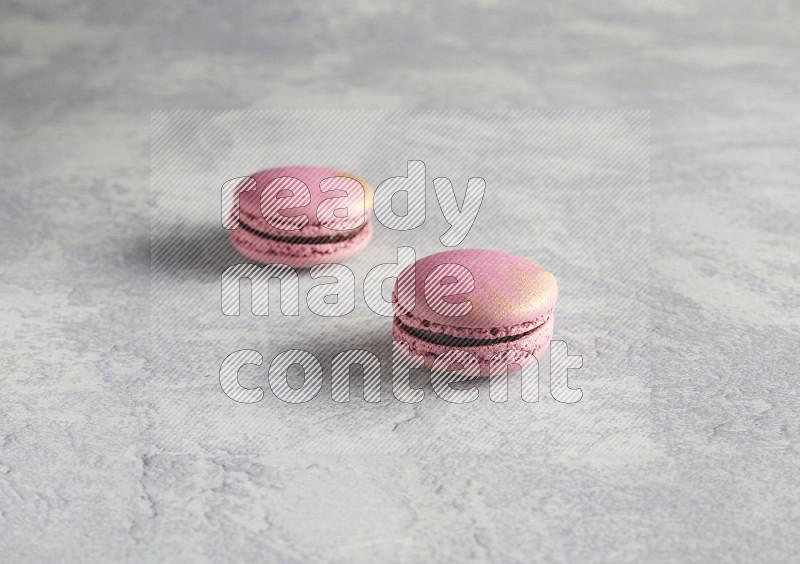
top-left (392, 314), bottom-right (554, 377)
top-left (230, 220), bottom-right (373, 269)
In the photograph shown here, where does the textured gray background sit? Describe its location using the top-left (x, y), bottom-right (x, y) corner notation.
top-left (1, 1), bottom-right (798, 563)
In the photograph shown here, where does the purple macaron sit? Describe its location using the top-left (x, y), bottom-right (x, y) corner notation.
top-left (229, 165), bottom-right (374, 268)
top-left (392, 249), bottom-right (558, 375)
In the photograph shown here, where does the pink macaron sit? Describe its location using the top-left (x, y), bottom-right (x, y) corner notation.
top-left (392, 249), bottom-right (558, 376)
top-left (229, 165), bottom-right (374, 268)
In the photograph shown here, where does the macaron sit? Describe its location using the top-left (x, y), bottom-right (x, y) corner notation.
top-left (392, 249), bottom-right (557, 375)
top-left (229, 165), bottom-right (373, 268)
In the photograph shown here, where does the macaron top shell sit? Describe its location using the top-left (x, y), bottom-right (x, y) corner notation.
top-left (235, 165), bottom-right (373, 236)
top-left (393, 249), bottom-right (558, 340)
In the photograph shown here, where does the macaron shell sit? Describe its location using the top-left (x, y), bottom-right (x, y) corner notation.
top-left (230, 217), bottom-right (373, 269)
top-left (234, 166), bottom-right (374, 237)
top-left (393, 249), bottom-right (558, 338)
top-left (392, 314), bottom-right (554, 376)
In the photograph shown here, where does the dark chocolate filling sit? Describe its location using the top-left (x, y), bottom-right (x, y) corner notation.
top-left (239, 220), bottom-right (365, 245)
top-left (394, 317), bottom-right (547, 348)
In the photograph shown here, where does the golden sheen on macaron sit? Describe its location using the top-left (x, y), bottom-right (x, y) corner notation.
top-left (392, 249), bottom-right (558, 375)
top-left (229, 166), bottom-right (373, 268)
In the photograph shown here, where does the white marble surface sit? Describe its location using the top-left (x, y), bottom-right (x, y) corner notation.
top-left (1, 1), bottom-right (799, 562)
